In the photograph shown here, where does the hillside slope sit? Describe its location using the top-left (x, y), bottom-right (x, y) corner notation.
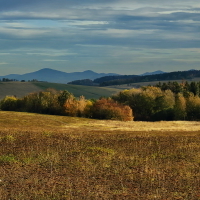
top-left (0, 82), bottom-right (121, 100)
top-left (33, 82), bottom-right (121, 99)
top-left (0, 82), bottom-right (41, 99)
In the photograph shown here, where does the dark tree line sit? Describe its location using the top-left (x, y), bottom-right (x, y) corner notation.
top-left (96, 70), bottom-right (200, 86)
top-left (0, 78), bottom-right (18, 82)
top-left (68, 79), bottom-right (98, 86)
top-left (0, 79), bottom-right (39, 82)
top-left (154, 81), bottom-right (200, 97)
top-left (67, 70), bottom-right (200, 87)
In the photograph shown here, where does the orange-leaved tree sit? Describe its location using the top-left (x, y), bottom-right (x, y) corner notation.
top-left (90, 98), bottom-right (133, 121)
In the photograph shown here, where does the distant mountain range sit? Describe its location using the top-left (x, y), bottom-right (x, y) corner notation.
top-left (0, 68), bottom-right (167, 84)
top-left (140, 70), bottom-right (165, 76)
top-left (97, 69), bottom-right (200, 86)
top-left (91, 70), bottom-right (166, 86)
top-left (2, 68), bottom-right (198, 86)
top-left (0, 68), bottom-right (119, 84)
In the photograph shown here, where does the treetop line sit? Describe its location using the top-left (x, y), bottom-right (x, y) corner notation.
top-left (1, 81), bottom-right (200, 121)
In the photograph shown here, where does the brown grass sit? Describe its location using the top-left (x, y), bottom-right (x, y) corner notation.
top-left (0, 111), bottom-right (200, 199)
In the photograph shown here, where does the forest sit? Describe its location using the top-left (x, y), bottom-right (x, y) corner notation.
top-left (1, 81), bottom-right (200, 121)
top-left (97, 70), bottom-right (200, 86)
top-left (67, 69), bottom-right (200, 86)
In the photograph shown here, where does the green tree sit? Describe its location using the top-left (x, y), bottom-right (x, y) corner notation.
top-left (58, 90), bottom-right (72, 107)
top-left (0, 96), bottom-right (18, 111)
top-left (186, 94), bottom-right (200, 120)
top-left (113, 86), bottom-right (175, 121)
top-left (190, 82), bottom-right (199, 96)
top-left (174, 94), bottom-right (186, 120)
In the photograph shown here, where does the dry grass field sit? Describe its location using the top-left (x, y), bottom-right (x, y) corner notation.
top-left (0, 111), bottom-right (200, 199)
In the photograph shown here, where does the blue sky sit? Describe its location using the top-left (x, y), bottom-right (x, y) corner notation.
top-left (0, 0), bottom-right (200, 75)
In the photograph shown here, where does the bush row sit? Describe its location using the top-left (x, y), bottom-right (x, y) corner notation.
top-left (112, 86), bottom-right (200, 121)
top-left (0, 89), bottom-right (133, 121)
top-left (2, 85), bottom-right (200, 121)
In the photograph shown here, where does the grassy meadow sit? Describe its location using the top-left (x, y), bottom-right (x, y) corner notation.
top-left (0, 82), bottom-right (121, 100)
top-left (0, 82), bottom-right (42, 100)
top-left (33, 82), bottom-right (121, 99)
top-left (0, 111), bottom-right (200, 199)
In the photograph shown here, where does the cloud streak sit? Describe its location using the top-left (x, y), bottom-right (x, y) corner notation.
top-left (0, 0), bottom-right (199, 75)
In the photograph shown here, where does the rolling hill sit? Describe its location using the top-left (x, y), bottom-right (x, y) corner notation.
top-left (0, 82), bottom-right (121, 100)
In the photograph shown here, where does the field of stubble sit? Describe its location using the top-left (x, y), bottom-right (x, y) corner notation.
top-left (0, 111), bottom-right (200, 199)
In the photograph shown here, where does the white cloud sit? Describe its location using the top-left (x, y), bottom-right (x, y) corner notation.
top-left (0, 0), bottom-right (199, 75)
top-left (0, 62), bottom-right (9, 65)
top-left (43, 59), bottom-right (68, 62)
top-left (25, 49), bottom-right (77, 57)
top-left (173, 59), bottom-right (200, 62)
top-left (0, 53), bottom-right (11, 55)
top-left (0, 26), bottom-right (52, 37)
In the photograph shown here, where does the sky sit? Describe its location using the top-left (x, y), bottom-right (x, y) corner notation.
top-left (0, 0), bottom-right (200, 75)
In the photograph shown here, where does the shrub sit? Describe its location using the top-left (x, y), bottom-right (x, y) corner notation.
top-left (113, 87), bottom-right (175, 121)
top-left (0, 96), bottom-right (18, 111)
top-left (174, 93), bottom-right (187, 120)
top-left (63, 95), bottom-right (89, 117)
top-left (20, 89), bottom-right (61, 114)
top-left (83, 100), bottom-right (94, 118)
top-left (186, 94), bottom-right (200, 120)
top-left (63, 94), bottom-right (79, 117)
top-left (77, 96), bottom-right (87, 117)
top-left (90, 98), bottom-right (133, 121)
top-left (58, 90), bottom-right (72, 107)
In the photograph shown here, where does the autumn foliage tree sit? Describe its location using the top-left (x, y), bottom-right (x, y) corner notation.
top-left (21, 89), bottom-right (61, 114)
top-left (2, 83), bottom-right (200, 121)
top-left (112, 87), bottom-right (175, 121)
top-left (0, 89), bottom-right (133, 121)
top-left (174, 93), bottom-right (186, 120)
top-left (186, 94), bottom-right (200, 120)
top-left (90, 98), bottom-right (133, 121)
